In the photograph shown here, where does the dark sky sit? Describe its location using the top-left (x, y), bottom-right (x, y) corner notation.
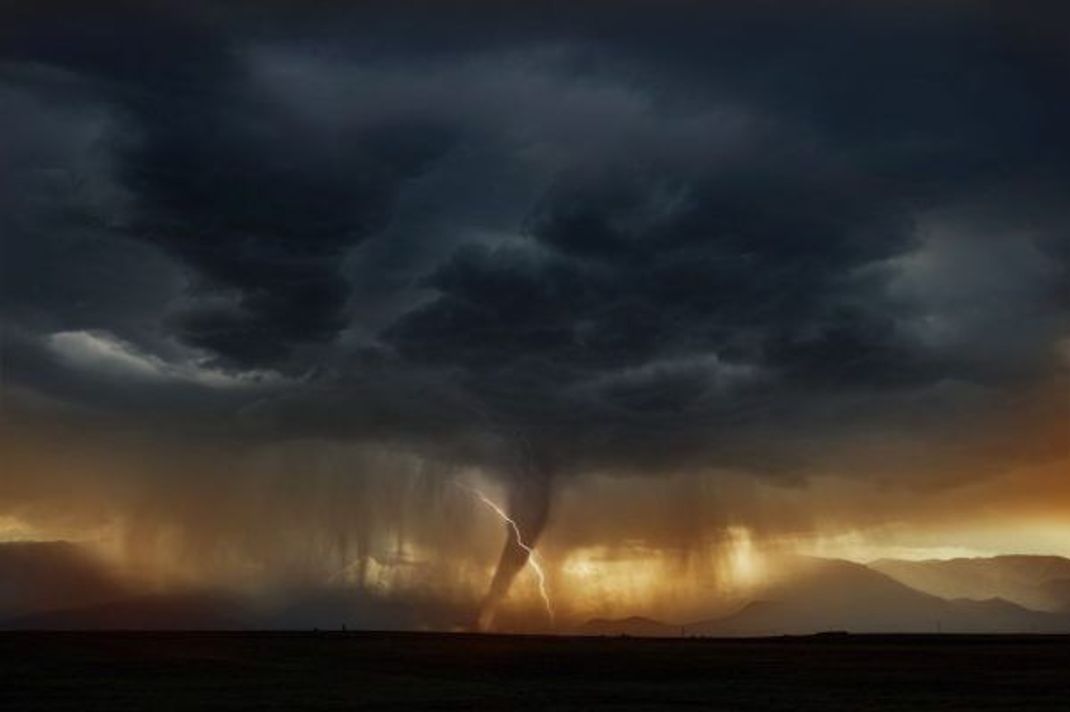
top-left (1, 1), bottom-right (1068, 623)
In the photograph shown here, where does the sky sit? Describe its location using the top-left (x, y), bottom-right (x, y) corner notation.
top-left (1, 0), bottom-right (1068, 630)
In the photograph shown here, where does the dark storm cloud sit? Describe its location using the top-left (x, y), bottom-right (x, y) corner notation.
top-left (3, 1), bottom-right (456, 369)
top-left (1, 0), bottom-right (1067, 483)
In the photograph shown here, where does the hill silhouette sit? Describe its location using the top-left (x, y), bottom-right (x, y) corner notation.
top-left (871, 555), bottom-right (1070, 612)
top-left (0, 541), bottom-right (129, 621)
top-left (6, 543), bottom-right (1070, 633)
top-left (578, 616), bottom-right (679, 637)
top-left (5, 592), bottom-right (249, 630)
top-left (582, 557), bottom-right (1070, 637)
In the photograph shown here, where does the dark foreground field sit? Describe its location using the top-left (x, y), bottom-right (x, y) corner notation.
top-left (2, 632), bottom-right (1069, 711)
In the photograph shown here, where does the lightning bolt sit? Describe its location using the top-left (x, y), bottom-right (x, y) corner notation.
top-left (457, 483), bottom-right (554, 625)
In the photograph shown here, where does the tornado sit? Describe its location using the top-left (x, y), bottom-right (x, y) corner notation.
top-left (475, 451), bottom-right (554, 631)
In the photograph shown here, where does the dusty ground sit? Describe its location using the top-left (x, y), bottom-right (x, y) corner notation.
top-left (2, 632), bottom-right (1068, 710)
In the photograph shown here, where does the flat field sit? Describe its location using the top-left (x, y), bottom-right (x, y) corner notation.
top-left (2, 632), bottom-right (1068, 711)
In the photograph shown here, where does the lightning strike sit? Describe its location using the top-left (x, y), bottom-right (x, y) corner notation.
top-left (458, 483), bottom-right (555, 625)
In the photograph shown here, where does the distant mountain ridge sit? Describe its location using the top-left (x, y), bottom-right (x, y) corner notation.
top-left (6, 592), bottom-right (250, 630)
top-left (579, 616), bottom-right (680, 637)
top-left (870, 556), bottom-right (1070, 612)
top-left (0, 541), bottom-right (130, 621)
top-left (5, 542), bottom-right (1070, 633)
top-left (579, 556), bottom-right (1070, 637)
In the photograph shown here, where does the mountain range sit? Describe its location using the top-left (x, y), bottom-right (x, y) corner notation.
top-left (870, 556), bottom-right (1070, 613)
top-left (4, 541), bottom-right (1070, 634)
top-left (579, 556), bottom-right (1070, 637)
top-left (0, 541), bottom-right (131, 620)
top-left (699, 557), bottom-right (1068, 635)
